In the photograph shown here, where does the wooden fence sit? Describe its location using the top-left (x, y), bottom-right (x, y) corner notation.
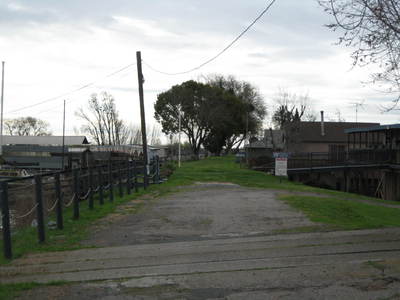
top-left (0, 158), bottom-right (160, 259)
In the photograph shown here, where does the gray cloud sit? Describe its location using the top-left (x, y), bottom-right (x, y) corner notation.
top-left (2, 0), bottom-right (395, 132)
top-left (0, 1), bottom-right (334, 40)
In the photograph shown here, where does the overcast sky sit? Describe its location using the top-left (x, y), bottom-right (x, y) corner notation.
top-left (1, 0), bottom-right (399, 139)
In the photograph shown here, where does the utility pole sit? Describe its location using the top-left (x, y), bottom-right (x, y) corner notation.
top-left (61, 100), bottom-right (66, 170)
top-left (136, 51), bottom-right (149, 179)
top-left (0, 61), bottom-right (4, 157)
top-left (245, 111), bottom-right (249, 165)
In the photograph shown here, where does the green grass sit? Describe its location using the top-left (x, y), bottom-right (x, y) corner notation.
top-left (167, 156), bottom-right (302, 189)
top-left (168, 156), bottom-right (399, 204)
top-left (280, 194), bottom-right (400, 230)
top-left (0, 281), bottom-right (68, 300)
top-left (1, 156), bottom-right (399, 264)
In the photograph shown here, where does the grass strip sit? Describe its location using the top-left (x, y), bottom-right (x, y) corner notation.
top-left (170, 156), bottom-right (400, 205)
top-left (0, 281), bottom-right (68, 300)
top-left (280, 194), bottom-right (400, 230)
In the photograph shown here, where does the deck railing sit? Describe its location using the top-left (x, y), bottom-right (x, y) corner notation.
top-left (288, 149), bottom-right (395, 170)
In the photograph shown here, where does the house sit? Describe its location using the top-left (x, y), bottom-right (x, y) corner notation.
top-left (245, 129), bottom-right (284, 164)
top-left (283, 112), bottom-right (379, 154)
top-left (245, 119), bottom-right (380, 163)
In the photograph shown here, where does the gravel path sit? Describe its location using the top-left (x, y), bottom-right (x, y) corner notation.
top-left (82, 182), bottom-right (315, 247)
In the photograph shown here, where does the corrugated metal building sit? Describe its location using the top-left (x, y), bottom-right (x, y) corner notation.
top-left (2, 135), bottom-right (89, 146)
top-left (2, 136), bottom-right (90, 170)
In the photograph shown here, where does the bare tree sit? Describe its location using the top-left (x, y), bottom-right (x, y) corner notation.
top-left (126, 124), bottom-right (142, 145)
top-left (4, 117), bottom-right (51, 136)
top-left (148, 124), bottom-right (162, 146)
top-left (271, 89), bottom-right (316, 128)
top-left (76, 92), bottom-right (129, 145)
top-left (319, 0), bottom-right (400, 109)
top-left (327, 109), bottom-right (347, 122)
top-left (336, 109), bottom-right (346, 122)
top-left (126, 124), bottom-right (163, 146)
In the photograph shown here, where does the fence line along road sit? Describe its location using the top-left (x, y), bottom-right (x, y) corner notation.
top-left (0, 157), bottom-right (161, 260)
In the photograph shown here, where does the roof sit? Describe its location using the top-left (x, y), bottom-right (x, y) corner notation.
top-left (129, 144), bottom-right (168, 150)
top-left (245, 140), bottom-right (267, 149)
top-left (2, 136), bottom-right (89, 146)
top-left (284, 122), bottom-right (380, 143)
top-left (345, 123), bottom-right (400, 134)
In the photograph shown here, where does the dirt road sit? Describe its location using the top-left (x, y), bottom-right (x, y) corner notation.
top-left (83, 183), bottom-right (315, 247)
top-left (2, 183), bottom-right (400, 299)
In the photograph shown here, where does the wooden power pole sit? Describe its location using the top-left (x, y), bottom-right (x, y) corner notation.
top-left (61, 100), bottom-right (66, 170)
top-left (136, 51), bottom-right (149, 180)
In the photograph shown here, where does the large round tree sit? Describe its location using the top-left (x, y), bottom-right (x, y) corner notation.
top-left (154, 80), bottom-right (217, 158)
top-left (155, 80), bottom-right (258, 157)
top-left (206, 75), bottom-right (267, 153)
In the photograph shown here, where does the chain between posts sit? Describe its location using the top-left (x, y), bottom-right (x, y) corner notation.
top-left (14, 203), bottom-right (39, 219)
top-left (47, 198), bottom-right (59, 212)
top-left (78, 188), bottom-right (92, 201)
top-left (64, 194), bottom-right (75, 207)
top-left (1, 158), bottom-right (160, 260)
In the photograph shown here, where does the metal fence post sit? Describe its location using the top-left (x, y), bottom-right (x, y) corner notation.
top-left (118, 162), bottom-right (123, 198)
top-left (156, 156), bottom-right (160, 184)
top-left (35, 175), bottom-right (45, 243)
top-left (126, 159), bottom-right (131, 195)
top-left (108, 160), bottom-right (114, 202)
top-left (89, 167), bottom-right (94, 210)
top-left (98, 166), bottom-right (104, 205)
top-left (133, 160), bottom-right (138, 192)
top-left (143, 161), bottom-right (148, 190)
top-left (55, 173), bottom-right (63, 230)
top-left (73, 169), bottom-right (80, 219)
top-left (1, 181), bottom-right (12, 259)
top-left (151, 159), bottom-right (156, 184)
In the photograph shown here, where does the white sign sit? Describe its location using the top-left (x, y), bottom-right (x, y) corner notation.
top-left (275, 157), bottom-right (288, 177)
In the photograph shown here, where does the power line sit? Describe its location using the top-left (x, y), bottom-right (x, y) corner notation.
top-left (142, 0), bottom-right (277, 76)
top-left (6, 0), bottom-right (277, 114)
top-left (7, 62), bottom-right (136, 114)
